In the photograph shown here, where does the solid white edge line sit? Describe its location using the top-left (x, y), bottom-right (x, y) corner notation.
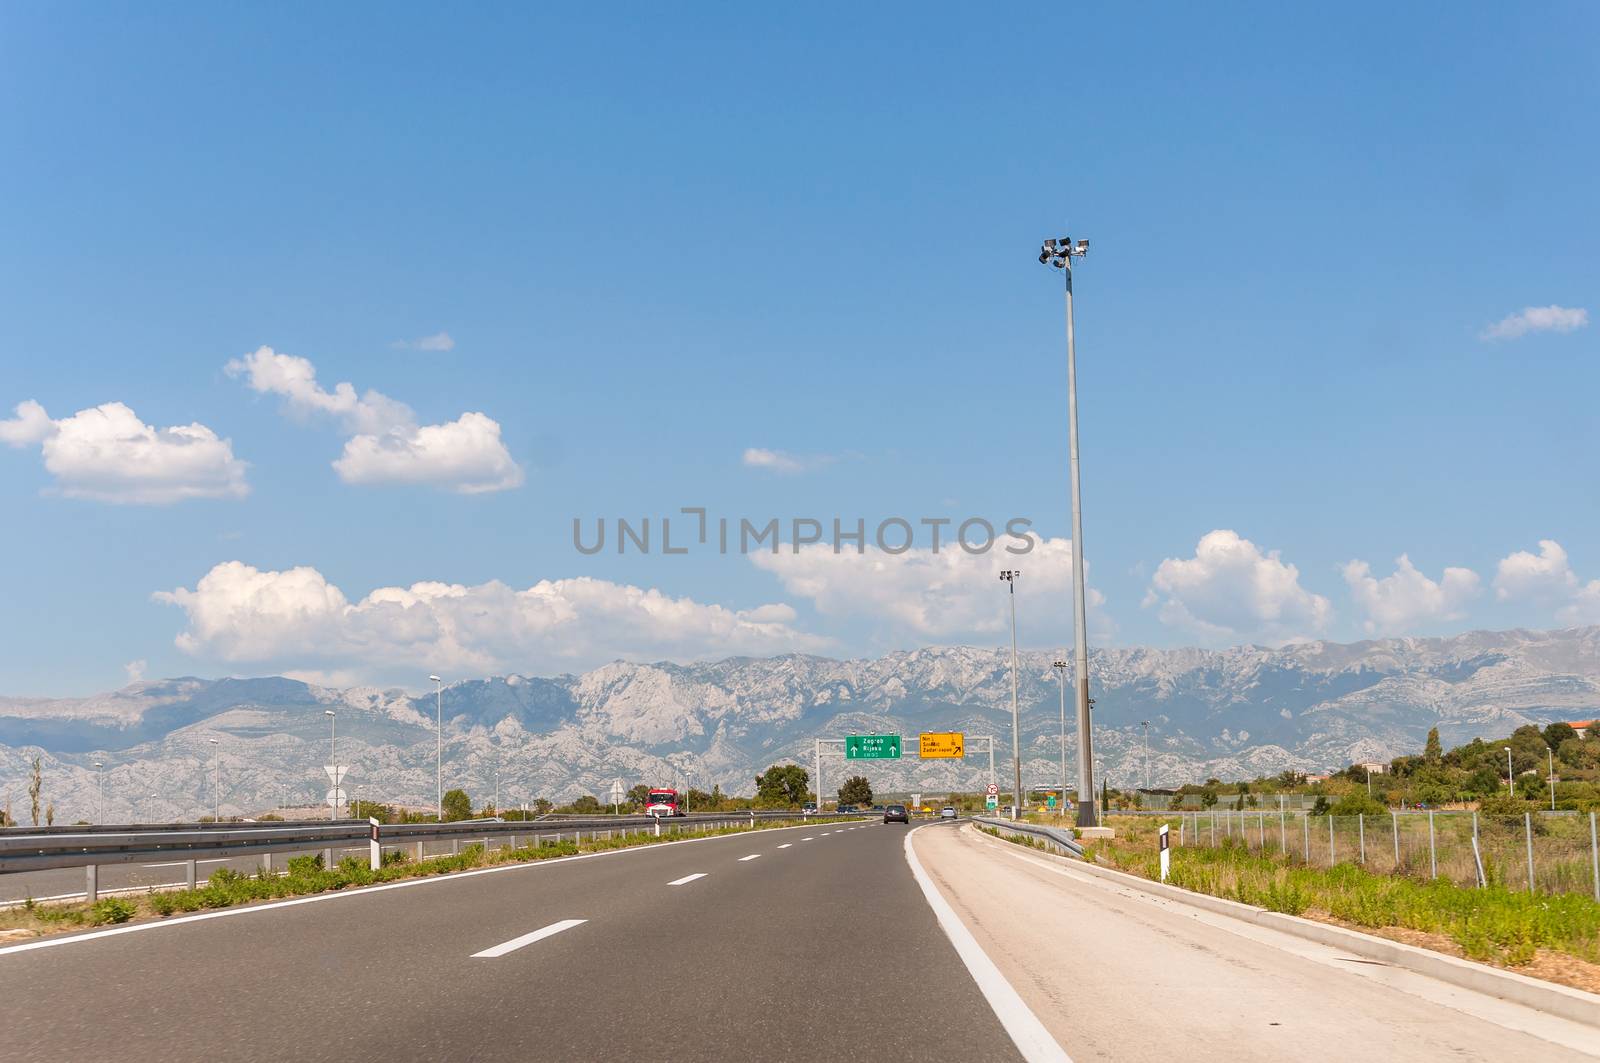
top-left (667, 873), bottom-right (707, 886)
top-left (903, 824), bottom-right (1073, 1063)
top-left (472, 918), bottom-right (586, 958)
top-left (0, 819), bottom-right (837, 958)
top-left (738, 854), bottom-right (761, 861)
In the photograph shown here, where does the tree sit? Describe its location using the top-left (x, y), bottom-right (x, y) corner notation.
top-left (1424, 727), bottom-right (1443, 765)
top-left (533, 797), bottom-right (553, 816)
top-left (1309, 795), bottom-right (1330, 816)
top-left (1328, 792), bottom-right (1385, 817)
top-left (1200, 789), bottom-right (1218, 809)
top-left (45, 802), bottom-right (54, 827)
top-left (569, 795), bottom-right (601, 814)
top-left (755, 764), bottom-right (810, 806)
top-left (838, 776), bottom-right (873, 806)
top-left (1543, 722), bottom-right (1578, 753)
top-left (28, 756), bottom-right (42, 827)
top-left (627, 784), bottom-right (651, 808)
top-left (441, 788), bottom-right (472, 821)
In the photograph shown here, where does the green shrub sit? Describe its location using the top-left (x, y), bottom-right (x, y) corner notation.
top-left (148, 892), bottom-right (179, 917)
top-left (286, 854), bottom-right (324, 876)
top-left (208, 867), bottom-right (245, 888)
top-left (89, 897), bottom-right (137, 925)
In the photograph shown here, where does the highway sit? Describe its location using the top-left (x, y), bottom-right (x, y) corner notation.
top-left (4, 818), bottom-right (1596, 1062)
top-left (0, 821), bottom-right (1028, 1063)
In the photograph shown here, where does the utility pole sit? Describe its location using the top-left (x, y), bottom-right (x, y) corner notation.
top-left (1505, 747), bottom-right (1514, 796)
top-left (1052, 660), bottom-right (1068, 811)
top-left (1000, 569), bottom-right (1022, 821)
top-left (93, 761), bottom-right (105, 824)
top-left (1141, 720), bottom-right (1150, 791)
top-left (431, 676), bottom-right (443, 821)
top-left (1549, 748), bottom-right (1556, 812)
top-left (1040, 233), bottom-right (1097, 828)
top-left (324, 710), bottom-right (337, 820)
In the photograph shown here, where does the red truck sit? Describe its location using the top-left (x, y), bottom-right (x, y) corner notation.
top-left (645, 788), bottom-right (687, 817)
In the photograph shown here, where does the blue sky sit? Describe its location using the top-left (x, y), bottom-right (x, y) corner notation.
top-left (2, 4), bottom-right (1596, 695)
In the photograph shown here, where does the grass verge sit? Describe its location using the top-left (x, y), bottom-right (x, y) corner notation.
top-left (0, 816), bottom-right (851, 941)
top-left (977, 817), bottom-right (1600, 986)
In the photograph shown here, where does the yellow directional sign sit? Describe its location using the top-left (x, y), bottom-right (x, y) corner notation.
top-left (919, 732), bottom-right (965, 759)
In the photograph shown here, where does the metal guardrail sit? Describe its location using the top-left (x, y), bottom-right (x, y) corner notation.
top-left (973, 816), bottom-right (1085, 858)
top-left (0, 810), bottom-right (871, 880)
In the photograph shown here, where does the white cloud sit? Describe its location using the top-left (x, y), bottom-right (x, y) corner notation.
top-left (392, 331), bottom-right (456, 353)
top-left (1493, 540), bottom-right (1600, 625)
top-left (750, 534), bottom-right (1107, 644)
top-left (333, 411), bottom-right (523, 493)
top-left (1342, 554), bottom-right (1480, 635)
top-left (226, 346), bottom-right (522, 493)
top-left (124, 659), bottom-right (147, 683)
top-left (1, 400), bottom-right (249, 503)
top-left (1480, 305), bottom-right (1588, 341)
top-left (1145, 530), bottom-right (1331, 644)
top-left (1493, 539), bottom-right (1577, 602)
top-left (155, 561), bottom-right (826, 678)
top-left (742, 447), bottom-right (836, 474)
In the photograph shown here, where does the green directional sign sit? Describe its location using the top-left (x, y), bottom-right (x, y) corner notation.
top-left (845, 734), bottom-right (902, 760)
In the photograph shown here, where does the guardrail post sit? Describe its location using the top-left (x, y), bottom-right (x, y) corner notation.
top-left (261, 853), bottom-right (272, 875)
top-left (415, 841), bottom-right (424, 862)
top-left (452, 839), bottom-right (460, 856)
top-left (85, 864), bottom-right (98, 902)
top-left (322, 847), bottom-right (334, 869)
top-left (1524, 812), bottom-right (1535, 894)
top-left (186, 859), bottom-right (197, 889)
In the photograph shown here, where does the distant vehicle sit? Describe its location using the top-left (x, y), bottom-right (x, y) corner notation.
top-left (871, 804), bottom-right (885, 812)
top-left (801, 801), bottom-right (818, 815)
top-left (837, 804), bottom-right (857, 814)
top-left (645, 789), bottom-right (687, 817)
top-left (940, 807), bottom-right (957, 820)
top-left (883, 804), bottom-right (909, 824)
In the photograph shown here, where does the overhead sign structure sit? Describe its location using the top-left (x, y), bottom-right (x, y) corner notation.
top-left (918, 732), bottom-right (965, 759)
top-left (845, 734), bottom-right (902, 760)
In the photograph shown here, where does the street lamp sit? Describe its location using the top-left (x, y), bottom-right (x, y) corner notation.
top-left (1504, 747), bottom-right (1514, 796)
top-left (208, 739), bottom-right (220, 822)
top-left (1000, 569), bottom-right (1022, 822)
top-left (430, 675), bottom-right (443, 821)
top-left (1039, 233), bottom-right (1097, 828)
top-left (93, 761), bottom-right (104, 824)
top-left (1052, 659), bottom-right (1068, 812)
top-left (324, 710), bottom-right (337, 820)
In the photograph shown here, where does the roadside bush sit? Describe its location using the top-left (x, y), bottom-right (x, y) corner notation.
top-left (208, 867), bottom-right (245, 888)
top-left (89, 897), bottom-right (137, 925)
top-left (287, 854), bottom-right (324, 876)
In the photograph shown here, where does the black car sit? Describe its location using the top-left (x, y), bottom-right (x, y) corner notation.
top-left (883, 804), bottom-right (909, 824)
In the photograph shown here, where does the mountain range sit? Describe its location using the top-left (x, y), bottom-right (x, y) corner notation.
top-left (3, 626), bottom-right (1598, 823)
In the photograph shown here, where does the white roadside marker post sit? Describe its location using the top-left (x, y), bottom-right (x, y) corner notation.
top-left (368, 817), bottom-right (381, 872)
top-left (1159, 823), bottom-right (1170, 883)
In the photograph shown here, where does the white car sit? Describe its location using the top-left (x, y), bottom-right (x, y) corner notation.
top-left (940, 806), bottom-right (958, 820)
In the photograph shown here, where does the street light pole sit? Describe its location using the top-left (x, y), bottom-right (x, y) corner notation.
top-left (430, 675), bottom-right (443, 821)
top-left (1040, 233), bottom-right (1097, 828)
top-left (209, 739), bottom-right (220, 822)
top-left (1140, 721), bottom-right (1151, 791)
top-left (1052, 660), bottom-right (1068, 811)
top-left (93, 761), bottom-right (104, 824)
top-left (1000, 569), bottom-right (1022, 822)
top-left (324, 710), bottom-right (337, 820)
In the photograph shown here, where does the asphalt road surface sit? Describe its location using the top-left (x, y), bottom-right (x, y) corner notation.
top-left (0, 820), bottom-right (1030, 1062)
top-left (915, 823), bottom-right (1600, 1062)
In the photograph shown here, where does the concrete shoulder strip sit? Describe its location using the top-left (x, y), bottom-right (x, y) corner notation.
top-left (904, 824), bottom-right (1072, 1063)
top-left (970, 826), bottom-right (1600, 1029)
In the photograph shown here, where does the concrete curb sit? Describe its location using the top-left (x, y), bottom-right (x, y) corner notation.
top-left (965, 823), bottom-right (1600, 1029)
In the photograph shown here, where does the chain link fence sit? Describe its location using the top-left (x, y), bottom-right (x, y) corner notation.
top-left (1169, 808), bottom-right (1600, 899)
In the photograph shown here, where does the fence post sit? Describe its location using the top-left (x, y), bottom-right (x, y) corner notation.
top-left (1328, 815), bottom-right (1335, 866)
top-left (1359, 814), bottom-right (1365, 864)
top-left (1524, 812), bottom-right (1535, 894)
top-left (1302, 814), bottom-right (1309, 863)
top-left (1279, 810), bottom-right (1286, 853)
top-left (85, 864), bottom-right (98, 903)
top-left (1590, 812), bottom-right (1598, 902)
top-left (1259, 812), bottom-right (1266, 850)
top-left (1392, 812), bottom-right (1399, 868)
top-left (1428, 811), bottom-right (1436, 879)
top-left (1210, 815), bottom-right (1215, 847)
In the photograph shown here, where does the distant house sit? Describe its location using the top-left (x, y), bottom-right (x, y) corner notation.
top-left (1358, 762), bottom-right (1388, 775)
top-left (1304, 773), bottom-right (1332, 784)
top-left (1566, 720), bottom-right (1594, 740)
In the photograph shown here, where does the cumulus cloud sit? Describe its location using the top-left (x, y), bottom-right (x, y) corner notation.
top-left (1145, 530), bottom-right (1331, 644)
top-left (1494, 540), bottom-right (1600, 624)
top-left (0, 400), bottom-right (248, 503)
top-left (226, 346), bottom-right (521, 493)
top-left (1480, 305), bottom-right (1588, 341)
top-left (742, 448), bottom-right (836, 474)
top-left (1342, 554), bottom-right (1480, 635)
top-left (750, 534), bottom-right (1107, 644)
top-left (155, 561), bottom-right (826, 678)
top-left (392, 331), bottom-right (456, 352)
top-left (124, 659), bottom-right (147, 683)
